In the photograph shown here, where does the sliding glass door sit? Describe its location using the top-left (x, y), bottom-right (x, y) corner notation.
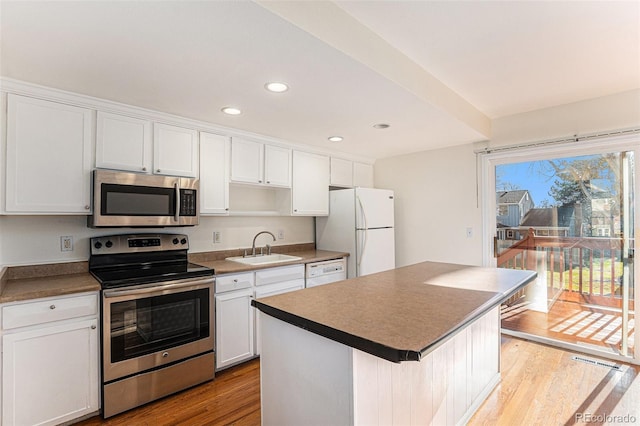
top-left (482, 134), bottom-right (639, 362)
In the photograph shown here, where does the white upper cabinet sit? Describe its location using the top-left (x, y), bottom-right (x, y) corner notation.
top-left (330, 158), bottom-right (374, 188)
top-left (230, 138), bottom-right (262, 184)
top-left (96, 111), bottom-right (152, 173)
top-left (153, 123), bottom-right (198, 177)
top-left (330, 157), bottom-right (353, 187)
top-left (264, 145), bottom-right (291, 187)
top-left (353, 162), bottom-right (374, 188)
top-left (230, 138), bottom-right (291, 188)
top-left (292, 151), bottom-right (330, 216)
top-left (6, 94), bottom-right (93, 214)
top-left (200, 132), bottom-right (230, 215)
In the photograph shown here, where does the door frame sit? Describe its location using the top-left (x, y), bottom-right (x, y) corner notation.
top-left (480, 133), bottom-right (640, 362)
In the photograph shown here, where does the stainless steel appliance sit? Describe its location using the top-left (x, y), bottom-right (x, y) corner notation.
top-left (89, 169), bottom-right (199, 228)
top-left (89, 233), bottom-right (215, 418)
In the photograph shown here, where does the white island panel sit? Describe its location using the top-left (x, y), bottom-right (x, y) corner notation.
top-left (259, 305), bottom-right (500, 426)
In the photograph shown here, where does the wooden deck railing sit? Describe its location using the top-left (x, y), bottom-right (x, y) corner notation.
top-left (497, 228), bottom-right (633, 308)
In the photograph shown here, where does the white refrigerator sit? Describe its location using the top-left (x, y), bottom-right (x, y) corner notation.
top-left (316, 188), bottom-right (395, 279)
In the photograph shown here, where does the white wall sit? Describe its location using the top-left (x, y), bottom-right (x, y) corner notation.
top-left (0, 215), bottom-right (314, 266)
top-left (376, 89), bottom-right (640, 268)
top-left (490, 90), bottom-right (640, 148)
top-left (375, 144), bottom-right (483, 267)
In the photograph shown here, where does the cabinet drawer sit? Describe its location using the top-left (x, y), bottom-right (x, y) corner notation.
top-left (215, 272), bottom-right (254, 294)
top-left (255, 279), bottom-right (304, 298)
top-left (255, 265), bottom-right (304, 286)
top-left (2, 293), bottom-right (98, 330)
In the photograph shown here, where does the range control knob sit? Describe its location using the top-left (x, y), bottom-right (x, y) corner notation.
top-left (180, 238), bottom-right (187, 245)
top-left (105, 241), bottom-right (113, 248)
top-left (94, 241), bottom-right (103, 249)
top-left (172, 238), bottom-right (179, 245)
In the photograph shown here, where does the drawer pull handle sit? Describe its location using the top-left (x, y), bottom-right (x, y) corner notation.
top-left (162, 352), bottom-right (169, 358)
top-left (91, 325), bottom-right (97, 330)
top-left (233, 279), bottom-right (238, 283)
top-left (49, 305), bottom-right (56, 310)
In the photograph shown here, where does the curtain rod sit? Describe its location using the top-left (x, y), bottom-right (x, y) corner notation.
top-left (474, 127), bottom-right (640, 155)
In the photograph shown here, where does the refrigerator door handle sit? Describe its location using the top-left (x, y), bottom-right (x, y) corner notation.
top-left (357, 195), bottom-right (368, 230)
top-left (356, 195), bottom-right (368, 271)
top-left (357, 228), bottom-right (367, 271)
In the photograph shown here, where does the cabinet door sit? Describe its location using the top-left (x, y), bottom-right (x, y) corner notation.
top-left (292, 151), bottom-right (330, 216)
top-left (264, 145), bottom-right (291, 187)
top-left (353, 162), bottom-right (374, 188)
top-left (215, 288), bottom-right (255, 370)
top-left (230, 138), bottom-right (263, 184)
top-left (254, 279), bottom-right (304, 355)
top-left (6, 94), bottom-right (92, 213)
top-left (2, 318), bottom-right (99, 426)
top-left (96, 111), bottom-right (152, 173)
top-left (330, 157), bottom-right (353, 187)
top-left (199, 132), bottom-right (229, 215)
top-left (153, 123), bottom-right (198, 177)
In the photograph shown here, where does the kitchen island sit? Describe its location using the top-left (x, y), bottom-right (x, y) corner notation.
top-left (252, 261), bottom-right (536, 426)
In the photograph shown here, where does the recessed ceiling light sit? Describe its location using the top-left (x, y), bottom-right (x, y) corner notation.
top-left (265, 82), bottom-right (289, 93)
top-left (221, 106), bottom-right (242, 115)
top-left (328, 136), bottom-right (343, 142)
top-left (373, 123), bottom-right (390, 129)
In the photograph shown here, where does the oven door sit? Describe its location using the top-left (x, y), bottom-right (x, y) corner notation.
top-left (102, 277), bottom-right (214, 382)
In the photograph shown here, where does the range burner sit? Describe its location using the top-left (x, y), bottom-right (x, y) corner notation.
top-left (89, 233), bottom-right (214, 288)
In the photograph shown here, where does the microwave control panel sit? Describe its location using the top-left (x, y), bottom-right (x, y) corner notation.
top-left (180, 189), bottom-right (197, 216)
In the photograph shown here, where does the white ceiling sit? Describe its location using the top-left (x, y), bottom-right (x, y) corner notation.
top-left (1, 1), bottom-right (638, 159)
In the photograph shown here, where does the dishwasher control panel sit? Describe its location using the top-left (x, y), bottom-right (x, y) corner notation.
top-left (306, 258), bottom-right (347, 279)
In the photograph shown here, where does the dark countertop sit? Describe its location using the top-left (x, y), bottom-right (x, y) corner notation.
top-left (195, 249), bottom-right (349, 275)
top-left (252, 261), bottom-right (537, 363)
top-left (0, 247), bottom-right (349, 304)
top-left (0, 262), bottom-right (101, 304)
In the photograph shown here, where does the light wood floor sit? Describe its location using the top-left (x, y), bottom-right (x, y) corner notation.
top-left (77, 336), bottom-right (640, 425)
top-left (502, 298), bottom-right (635, 353)
top-left (469, 336), bottom-right (639, 425)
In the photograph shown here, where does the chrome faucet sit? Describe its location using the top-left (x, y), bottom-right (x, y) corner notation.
top-left (251, 231), bottom-right (276, 256)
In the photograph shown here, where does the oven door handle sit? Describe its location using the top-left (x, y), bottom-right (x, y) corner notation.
top-left (103, 277), bottom-right (214, 298)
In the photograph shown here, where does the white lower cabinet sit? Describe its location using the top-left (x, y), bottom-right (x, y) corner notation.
top-left (254, 270), bottom-right (304, 356)
top-left (215, 287), bottom-right (255, 370)
top-left (215, 264), bottom-right (304, 370)
top-left (1, 292), bottom-right (99, 426)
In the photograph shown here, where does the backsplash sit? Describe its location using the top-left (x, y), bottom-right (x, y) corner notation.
top-left (0, 215), bottom-right (314, 266)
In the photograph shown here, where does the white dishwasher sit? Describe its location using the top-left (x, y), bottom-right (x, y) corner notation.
top-left (306, 258), bottom-right (347, 288)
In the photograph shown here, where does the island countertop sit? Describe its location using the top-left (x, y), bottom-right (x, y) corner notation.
top-left (252, 261), bottom-right (537, 363)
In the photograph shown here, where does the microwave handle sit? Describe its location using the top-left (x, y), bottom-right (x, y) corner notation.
top-left (174, 181), bottom-right (180, 222)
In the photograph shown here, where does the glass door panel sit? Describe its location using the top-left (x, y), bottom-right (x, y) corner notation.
top-left (495, 151), bottom-right (635, 358)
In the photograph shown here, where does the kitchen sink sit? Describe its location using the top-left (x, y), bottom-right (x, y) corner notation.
top-left (225, 253), bottom-right (302, 265)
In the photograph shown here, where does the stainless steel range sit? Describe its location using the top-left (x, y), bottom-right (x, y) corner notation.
top-left (89, 233), bottom-right (215, 418)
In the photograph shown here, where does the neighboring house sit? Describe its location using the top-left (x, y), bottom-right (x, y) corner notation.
top-left (518, 207), bottom-right (573, 237)
top-left (591, 197), bottom-right (619, 237)
top-left (496, 190), bottom-right (534, 239)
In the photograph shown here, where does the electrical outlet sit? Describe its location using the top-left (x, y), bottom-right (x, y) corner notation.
top-left (466, 227), bottom-right (473, 238)
top-left (213, 231), bottom-right (221, 244)
top-left (278, 229), bottom-right (284, 239)
top-left (60, 236), bottom-right (73, 252)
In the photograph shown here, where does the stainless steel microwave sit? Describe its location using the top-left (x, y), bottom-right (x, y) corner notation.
top-left (88, 170), bottom-right (199, 228)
